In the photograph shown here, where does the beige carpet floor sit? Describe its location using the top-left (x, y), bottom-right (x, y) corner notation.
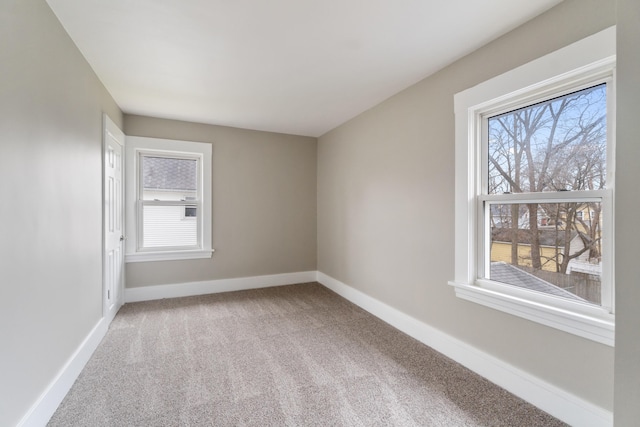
top-left (49, 282), bottom-right (566, 426)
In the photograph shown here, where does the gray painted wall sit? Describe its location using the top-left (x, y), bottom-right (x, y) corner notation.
top-left (614, 0), bottom-right (640, 423)
top-left (124, 115), bottom-right (317, 287)
top-left (0, 1), bottom-right (123, 425)
top-left (317, 0), bottom-right (616, 410)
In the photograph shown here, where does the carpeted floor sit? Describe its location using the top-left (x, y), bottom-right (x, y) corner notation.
top-left (49, 282), bottom-right (566, 426)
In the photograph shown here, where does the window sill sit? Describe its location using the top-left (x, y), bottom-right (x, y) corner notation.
top-left (126, 249), bottom-right (214, 263)
top-left (448, 281), bottom-right (615, 346)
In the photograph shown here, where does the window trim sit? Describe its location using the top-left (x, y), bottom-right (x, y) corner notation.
top-left (450, 27), bottom-right (616, 346)
top-left (125, 136), bottom-right (213, 263)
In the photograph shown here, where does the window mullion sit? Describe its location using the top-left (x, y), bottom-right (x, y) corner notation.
top-left (482, 191), bottom-right (607, 204)
top-left (140, 200), bottom-right (194, 207)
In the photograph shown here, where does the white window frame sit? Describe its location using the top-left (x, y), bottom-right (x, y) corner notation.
top-left (125, 136), bottom-right (213, 263)
top-left (450, 27), bottom-right (616, 346)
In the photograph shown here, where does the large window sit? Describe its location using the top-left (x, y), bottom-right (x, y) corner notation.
top-left (451, 27), bottom-right (615, 345)
top-left (125, 137), bottom-right (213, 262)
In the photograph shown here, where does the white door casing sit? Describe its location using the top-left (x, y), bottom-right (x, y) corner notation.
top-left (103, 114), bottom-right (125, 322)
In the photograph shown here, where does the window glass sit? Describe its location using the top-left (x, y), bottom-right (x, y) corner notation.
top-left (141, 156), bottom-right (197, 201)
top-left (488, 84), bottom-right (607, 194)
top-left (139, 154), bottom-right (200, 249)
top-left (487, 201), bottom-right (603, 305)
top-left (483, 84), bottom-right (608, 307)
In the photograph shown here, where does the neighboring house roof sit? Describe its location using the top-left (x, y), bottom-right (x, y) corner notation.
top-left (490, 262), bottom-right (585, 301)
top-left (143, 156), bottom-right (197, 191)
top-left (567, 259), bottom-right (602, 275)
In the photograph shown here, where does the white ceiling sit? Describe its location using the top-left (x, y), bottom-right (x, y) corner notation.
top-left (46, 0), bottom-right (562, 137)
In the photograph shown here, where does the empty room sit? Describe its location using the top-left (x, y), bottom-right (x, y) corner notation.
top-left (1, 0), bottom-right (639, 425)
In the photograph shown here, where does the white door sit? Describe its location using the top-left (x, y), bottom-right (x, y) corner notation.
top-left (104, 115), bottom-right (125, 322)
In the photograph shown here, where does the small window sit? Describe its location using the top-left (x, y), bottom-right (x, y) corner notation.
top-left (451, 27), bottom-right (615, 345)
top-left (125, 137), bottom-right (213, 262)
top-left (140, 154), bottom-right (199, 248)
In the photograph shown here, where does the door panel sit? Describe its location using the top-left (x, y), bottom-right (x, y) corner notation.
top-left (104, 115), bottom-right (125, 322)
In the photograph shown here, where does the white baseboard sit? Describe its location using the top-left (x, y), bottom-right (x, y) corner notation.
top-left (316, 271), bottom-right (613, 427)
top-left (124, 271), bottom-right (318, 303)
top-left (17, 318), bottom-right (109, 427)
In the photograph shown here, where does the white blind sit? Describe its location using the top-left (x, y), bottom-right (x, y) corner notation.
top-left (142, 204), bottom-right (198, 247)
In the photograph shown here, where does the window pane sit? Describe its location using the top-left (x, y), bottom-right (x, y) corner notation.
top-left (141, 156), bottom-right (197, 201)
top-left (142, 204), bottom-right (197, 248)
top-left (488, 202), bottom-right (602, 305)
top-left (488, 84), bottom-right (607, 194)
top-left (184, 206), bottom-right (197, 217)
